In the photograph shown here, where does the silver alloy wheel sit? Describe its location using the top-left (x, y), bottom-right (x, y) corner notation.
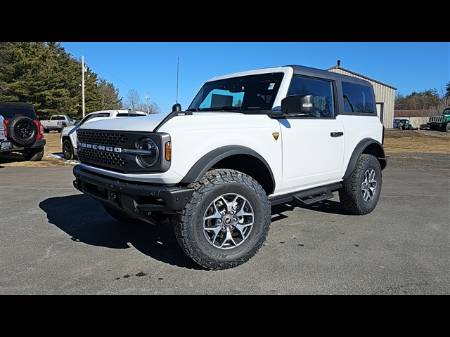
top-left (203, 193), bottom-right (254, 250)
top-left (361, 168), bottom-right (377, 202)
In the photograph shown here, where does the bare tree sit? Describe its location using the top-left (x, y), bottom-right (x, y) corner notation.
top-left (125, 89), bottom-right (141, 111)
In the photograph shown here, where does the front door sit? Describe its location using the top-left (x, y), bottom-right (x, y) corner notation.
top-left (279, 75), bottom-right (345, 193)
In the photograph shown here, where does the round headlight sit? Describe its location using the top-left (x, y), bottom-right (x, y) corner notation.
top-left (135, 137), bottom-right (159, 168)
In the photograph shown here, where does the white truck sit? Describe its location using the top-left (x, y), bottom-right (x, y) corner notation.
top-left (61, 110), bottom-right (148, 160)
top-left (73, 65), bottom-right (386, 270)
top-left (41, 115), bottom-right (75, 133)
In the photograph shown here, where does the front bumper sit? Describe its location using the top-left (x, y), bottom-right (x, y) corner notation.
top-left (73, 165), bottom-right (194, 216)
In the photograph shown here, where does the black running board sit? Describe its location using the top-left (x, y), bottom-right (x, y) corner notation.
top-left (270, 182), bottom-right (342, 206)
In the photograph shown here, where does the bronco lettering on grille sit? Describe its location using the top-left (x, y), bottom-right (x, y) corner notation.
top-left (80, 143), bottom-right (122, 153)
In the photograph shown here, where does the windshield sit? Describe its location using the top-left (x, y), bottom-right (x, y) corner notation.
top-left (443, 108), bottom-right (450, 115)
top-left (188, 73), bottom-right (284, 112)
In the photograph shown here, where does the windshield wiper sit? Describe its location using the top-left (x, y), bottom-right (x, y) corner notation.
top-left (186, 108), bottom-right (200, 112)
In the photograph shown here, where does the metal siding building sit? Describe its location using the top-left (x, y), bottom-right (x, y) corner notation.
top-left (328, 64), bottom-right (396, 128)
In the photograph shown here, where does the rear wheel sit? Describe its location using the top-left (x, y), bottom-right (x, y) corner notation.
top-left (174, 169), bottom-right (271, 270)
top-left (23, 147), bottom-right (44, 161)
top-left (339, 154), bottom-right (382, 215)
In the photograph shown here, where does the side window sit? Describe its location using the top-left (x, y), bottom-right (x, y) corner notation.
top-left (288, 76), bottom-right (335, 118)
top-left (342, 82), bottom-right (375, 114)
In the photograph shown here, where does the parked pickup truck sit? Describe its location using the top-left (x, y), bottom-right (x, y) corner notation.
top-left (73, 65), bottom-right (386, 270)
top-left (428, 107), bottom-right (450, 132)
top-left (41, 115), bottom-right (75, 133)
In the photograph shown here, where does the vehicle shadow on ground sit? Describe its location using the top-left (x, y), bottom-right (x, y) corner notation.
top-left (39, 194), bottom-right (201, 270)
top-left (271, 199), bottom-right (349, 222)
top-left (0, 152), bottom-right (27, 164)
top-left (40, 194), bottom-right (349, 269)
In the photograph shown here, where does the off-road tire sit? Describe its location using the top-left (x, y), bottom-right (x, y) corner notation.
top-left (62, 139), bottom-right (74, 160)
top-left (23, 147), bottom-right (44, 161)
top-left (102, 203), bottom-right (142, 224)
top-left (446, 123), bottom-right (450, 132)
top-left (339, 154), bottom-right (382, 215)
top-left (174, 169), bottom-right (271, 270)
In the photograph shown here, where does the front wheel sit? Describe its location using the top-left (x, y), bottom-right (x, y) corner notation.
top-left (446, 123), bottom-right (450, 132)
top-left (339, 154), bottom-right (382, 215)
top-left (62, 139), bottom-right (74, 160)
top-left (174, 169), bottom-right (271, 270)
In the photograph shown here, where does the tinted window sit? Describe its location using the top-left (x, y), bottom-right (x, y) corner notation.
top-left (287, 76), bottom-right (335, 118)
top-left (189, 73), bottom-right (284, 112)
top-left (342, 82), bottom-right (375, 114)
top-left (0, 103), bottom-right (36, 119)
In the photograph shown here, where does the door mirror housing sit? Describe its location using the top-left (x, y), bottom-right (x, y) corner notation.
top-left (281, 95), bottom-right (313, 115)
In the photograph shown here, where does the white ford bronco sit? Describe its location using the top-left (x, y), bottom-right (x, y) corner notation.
top-left (73, 65), bottom-right (386, 269)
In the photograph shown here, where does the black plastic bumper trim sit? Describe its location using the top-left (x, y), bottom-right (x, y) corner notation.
top-left (73, 165), bottom-right (193, 213)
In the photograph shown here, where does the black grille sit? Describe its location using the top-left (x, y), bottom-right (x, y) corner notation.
top-left (77, 129), bottom-right (130, 171)
top-left (76, 129), bottom-right (170, 173)
top-left (78, 148), bottom-right (127, 168)
top-left (77, 129), bottom-right (128, 147)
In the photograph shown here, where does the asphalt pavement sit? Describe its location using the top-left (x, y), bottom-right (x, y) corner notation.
top-left (0, 153), bottom-right (448, 294)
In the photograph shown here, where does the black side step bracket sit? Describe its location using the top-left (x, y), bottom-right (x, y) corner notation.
top-left (270, 182), bottom-right (342, 206)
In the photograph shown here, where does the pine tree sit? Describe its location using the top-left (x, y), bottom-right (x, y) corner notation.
top-left (0, 42), bottom-right (122, 119)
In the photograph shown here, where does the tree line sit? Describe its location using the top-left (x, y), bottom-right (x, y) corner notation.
top-left (395, 83), bottom-right (450, 111)
top-left (0, 42), bottom-right (159, 119)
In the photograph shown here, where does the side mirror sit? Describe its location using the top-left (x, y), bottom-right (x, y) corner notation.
top-left (281, 95), bottom-right (313, 115)
top-left (172, 103), bottom-right (182, 112)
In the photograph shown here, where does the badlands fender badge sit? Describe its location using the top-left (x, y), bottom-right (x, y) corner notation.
top-left (272, 132), bottom-right (280, 140)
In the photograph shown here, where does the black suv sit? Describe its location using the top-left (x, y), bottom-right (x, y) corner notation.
top-left (0, 102), bottom-right (46, 161)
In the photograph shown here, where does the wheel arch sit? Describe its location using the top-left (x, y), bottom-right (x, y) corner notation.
top-left (180, 145), bottom-right (276, 195)
top-left (344, 138), bottom-right (386, 179)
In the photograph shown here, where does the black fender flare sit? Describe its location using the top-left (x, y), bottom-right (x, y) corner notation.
top-left (344, 138), bottom-right (386, 179)
top-left (180, 145), bottom-right (276, 190)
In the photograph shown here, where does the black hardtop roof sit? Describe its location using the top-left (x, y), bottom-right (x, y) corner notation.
top-left (285, 64), bottom-right (373, 87)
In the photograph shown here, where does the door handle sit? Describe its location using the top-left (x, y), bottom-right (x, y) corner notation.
top-left (330, 132), bottom-right (344, 137)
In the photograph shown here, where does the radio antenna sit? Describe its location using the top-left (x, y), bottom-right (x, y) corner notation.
top-left (176, 56), bottom-right (180, 103)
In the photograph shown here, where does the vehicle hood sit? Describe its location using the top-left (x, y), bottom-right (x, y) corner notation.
top-left (79, 113), bottom-right (168, 132)
top-left (62, 125), bottom-right (76, 136)
top-left (78, 111), bottom-right (275, 133)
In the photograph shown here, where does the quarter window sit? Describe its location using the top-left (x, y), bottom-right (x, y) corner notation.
top-left (287, 76), bottom-right (335, 118)
top-left (342, 82), bottom-right (375, 114)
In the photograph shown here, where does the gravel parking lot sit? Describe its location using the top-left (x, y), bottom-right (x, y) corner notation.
top-left (0, 151), bottom-right (448, 294)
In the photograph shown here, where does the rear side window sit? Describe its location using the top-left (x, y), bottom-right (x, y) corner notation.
top-left (0, 103), bottom-right (37, 119)
top-left (342, 82), bottom-right (375, 114)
